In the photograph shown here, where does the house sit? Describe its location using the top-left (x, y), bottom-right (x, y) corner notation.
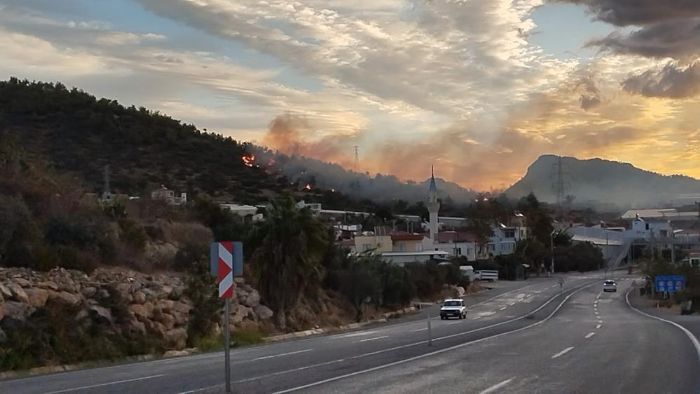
top-left (436, 231), bottom-right (478, 261)
top-left (390, 232), bottom-right (432, 252)
top-left (353, 234), bottom-right (393, 254)
top-left (484, 224), bottom-right (522, 258)
top-left (151, 185), bottom-right (187, 205)
top-left (220, 203), bottom-right (264, 222)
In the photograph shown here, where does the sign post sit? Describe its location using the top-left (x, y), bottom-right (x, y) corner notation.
top-left (211, 241), bottom-right (244, 394)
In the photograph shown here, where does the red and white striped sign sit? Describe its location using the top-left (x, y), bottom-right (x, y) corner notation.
top-left (217, 241), bottom-right (234, 299)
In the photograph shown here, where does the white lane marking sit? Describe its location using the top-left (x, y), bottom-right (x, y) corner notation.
top-left (499, 306), bottom-right (507, 311)
top-left (359, 336), bottom-right (389, 342)
top-left (338, 330), bottom-right (378, 338)
top-left (551, 346), bottom-right (575, 359)
top-left (597, 320), bottom-right (603, 324)
top-left (479, 378), bottom-right (515, 394)
top-left (585, 332), bottom-right (596, 339)
top-left (626, 289), bottom-right (700, 363)
top-left (596, 324), bottom-right (602, 329)
top-left (252, 349), bottom-right (312, 361)
top-left (412, 327), bottom-right (428, 332)
top-left (45, 375), bottom-right (165, 394)
top-left (272, 282), bottom-right (596, 394)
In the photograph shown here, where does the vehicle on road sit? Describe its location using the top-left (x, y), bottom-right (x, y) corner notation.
top-left (603, 279), bottom-right (617, 292)
top-left (440, 298), bottom-right (467, 320)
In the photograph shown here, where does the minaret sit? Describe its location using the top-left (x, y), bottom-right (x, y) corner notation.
top-left (427, 166), bottom-right (440, 243)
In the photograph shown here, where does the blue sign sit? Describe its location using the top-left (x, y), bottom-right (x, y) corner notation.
top-left (655, 275), bottom-right (685, 293)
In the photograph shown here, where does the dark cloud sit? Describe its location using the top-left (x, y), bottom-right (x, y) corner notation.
top-left (557, 0), bottom-right (700, 26)
top-left (589, 19), bottom-right (700, 59)
top-left (622, 62), bottom-right (700, 98)
top-left (575, 77), bottom-right (601, 110)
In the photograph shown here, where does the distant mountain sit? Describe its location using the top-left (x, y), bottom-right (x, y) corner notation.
top-left (505, 155), bottom-right (700, 210)
top-left (252, 148), bottom-right (477, 204)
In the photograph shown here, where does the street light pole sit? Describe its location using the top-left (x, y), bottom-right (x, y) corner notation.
top-left (550, 230), bottom-right (555, 276)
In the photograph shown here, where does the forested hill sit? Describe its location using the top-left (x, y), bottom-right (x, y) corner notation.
top-left (0, 78), bottom-right (292, 204)
top-left (506, 154), bottom-right (700, 209)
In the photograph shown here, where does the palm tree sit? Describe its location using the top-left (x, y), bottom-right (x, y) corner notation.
top-left (250, 197), bottom-right (329, 329)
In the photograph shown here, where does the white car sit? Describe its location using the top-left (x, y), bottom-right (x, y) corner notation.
top-left (603, 280), bottom-right (617, 292)
top-left (440, 298), bottom-right (467, 320)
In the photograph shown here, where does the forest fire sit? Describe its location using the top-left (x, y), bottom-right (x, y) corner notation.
top-left (242, 154), bottom-right (255, 167)
top-left (304, 184), bottom-right (312, 190)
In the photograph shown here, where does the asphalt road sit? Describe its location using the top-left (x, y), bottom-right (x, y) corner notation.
top-left (4, 273), bottom-right (697, 394)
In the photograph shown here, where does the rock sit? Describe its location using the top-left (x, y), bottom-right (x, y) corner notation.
top-left (89, 305), bottom-right (113, 324)
top-left (147, 320), bottom-right (168, 337)
top-left (128, 320), bottom-right (147, 336)
top-left (133, 291), bottom-right (146, 304)
top-left (0, 283), bottom-right (12, 299)
top-left (75, 309), bottom-right (90, 322)
top-left (13, 278), bottom-right (31, 287)
top-left (97, 288), bottom-right (110, 299)
top-left (82, 287), bottom-right (97, 298)
top-left (158, 313), bottom-right (176, 330)
top-left (2, 301), bottom-right (34, 321)
top-left (168, 286), bottom-right (183, 300)
top-left (241, 289), bottom-right (260, 308)
top-left (129, 302), bottom-right (154, 321)
top-left (230, 305), bottom-right (250, 325)
top-left (48, 291), bottom-right (81, 306)
top-left (24, 288), bottom-right (49, 308)
top-left (7, 283), bottom-right (29, 304)
top-left (164, 349), bottom-right (190, 358)
top-left (160, 285), bottom-right (173, 298)
top-left (115, 283), bottom-right (133, 302)
top-left (158, 299), bottom-right (175, 313)
top-left (164, 327), bottom-right (187, 349)
top-left (254, 305), bottom-right (274, 320)
top-left (37, 281), bottom-right (59, 291)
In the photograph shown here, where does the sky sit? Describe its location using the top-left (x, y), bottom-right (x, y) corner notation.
top-left (1, 0), bottom-right (699, 191)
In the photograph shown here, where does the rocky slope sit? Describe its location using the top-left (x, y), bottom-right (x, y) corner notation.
top-left (0, 267), bottom-right (273, 370)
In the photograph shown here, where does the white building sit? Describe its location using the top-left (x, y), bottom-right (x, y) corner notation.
top-left (426, 167), bottom-right (440, 244)
top-left (436, 231), bottom-right (478, 261)
top-left (220, 203), bottom-right (264, 222)
top-left (151, 185), bottom-right (187, 205)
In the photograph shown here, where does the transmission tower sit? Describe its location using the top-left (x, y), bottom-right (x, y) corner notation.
top-left (353, 145), bottom-right (359, 171)
top-left (552, 156), bottom-right (566, 213)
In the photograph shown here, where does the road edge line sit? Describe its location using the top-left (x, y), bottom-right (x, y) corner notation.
top-left (273, 281), bottom-right (595, 393)
top-left (625, 288), bottom-right (700, 363)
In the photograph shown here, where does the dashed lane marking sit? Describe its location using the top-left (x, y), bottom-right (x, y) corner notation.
top-left (551, 346), bottom-right (575, 359)
top-left (585, 332), bottom-right (596, 339)
top-left (479, 378), bottom-right (515, 394)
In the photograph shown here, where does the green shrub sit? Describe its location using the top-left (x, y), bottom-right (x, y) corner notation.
top-left (232, 328), bottom-right (264, 346)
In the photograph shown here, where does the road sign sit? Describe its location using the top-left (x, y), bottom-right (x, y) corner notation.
top-left (655, 275), bottom-right (685, 293)
top-left (209, 241), bottom-right (244, 394)
top-left (210, 241), bottom-right (243, 279)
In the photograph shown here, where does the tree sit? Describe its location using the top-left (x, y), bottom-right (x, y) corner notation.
top-left (250, 197), bottom-right (329, 328)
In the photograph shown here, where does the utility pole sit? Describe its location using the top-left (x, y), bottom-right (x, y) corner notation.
top-left (550, 230), bottom-right (555, 276)
top-left (353, 145), bottom-right (359, 172)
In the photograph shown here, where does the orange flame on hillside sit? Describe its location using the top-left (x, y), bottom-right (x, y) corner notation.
top-left (242, 154), bottom-right (255, 168)
top-left (304, 184), bottom-right (312, 190)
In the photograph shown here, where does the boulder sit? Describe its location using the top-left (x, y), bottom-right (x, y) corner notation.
top-left (230, 305), bottom-right (250, 325)
top-left (24, 288), bottom-right (49, 308)
top-left (133, 291), bottom-right (146, 305)
top-left (241, 289), bottom-right (261, 308)
top-left (13, 278), bottom-right (31, 287)
top-left (48, 291), bottom-right (81, 306)
top-left (127, 320), bottom-right (147, 336)
top-left (82, 287), bottom-right (97, 298)
top-left (2, 301), bottom-right (35, 321)
top-left (129, 302), bottom-right (154, 321)
top-left (114, 283), bottom-right (133, 302)
top-left (158, 299), bottom-right (175, 313)
top-left (89, 305), bottom-right (114, 324)
top-left (160, 285), bottom-right (174, 298)
top-left (254, 305), bottom-right (274, 320)
top-left (168, 286), bottom-right (183, 300)
top-left (0, 283), bottom-right (12, 299)
top-left (147, 320), bottom-right (168, 338)
top-left (164, 327), bottom-right (187, 349)
top-left (8, 283), bottom-right (29, 304)
top-left (158, 313), bottom-right (176, 330)
top-left (37, 281), bottom-right (59, 291)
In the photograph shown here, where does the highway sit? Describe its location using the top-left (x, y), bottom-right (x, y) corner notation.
top-left (1, 274), bottom-right (698, 393)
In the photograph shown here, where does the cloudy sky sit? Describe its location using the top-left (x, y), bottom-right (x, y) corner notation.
top-left (1, 0), bottom-right (698, 190)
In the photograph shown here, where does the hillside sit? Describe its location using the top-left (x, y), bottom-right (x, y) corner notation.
top-left (506, 155), bottom-right (700, 210)
top-left (252, 148), bottom-right (477, 204)
top-left (0, 78), bottom-right (295, 204)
